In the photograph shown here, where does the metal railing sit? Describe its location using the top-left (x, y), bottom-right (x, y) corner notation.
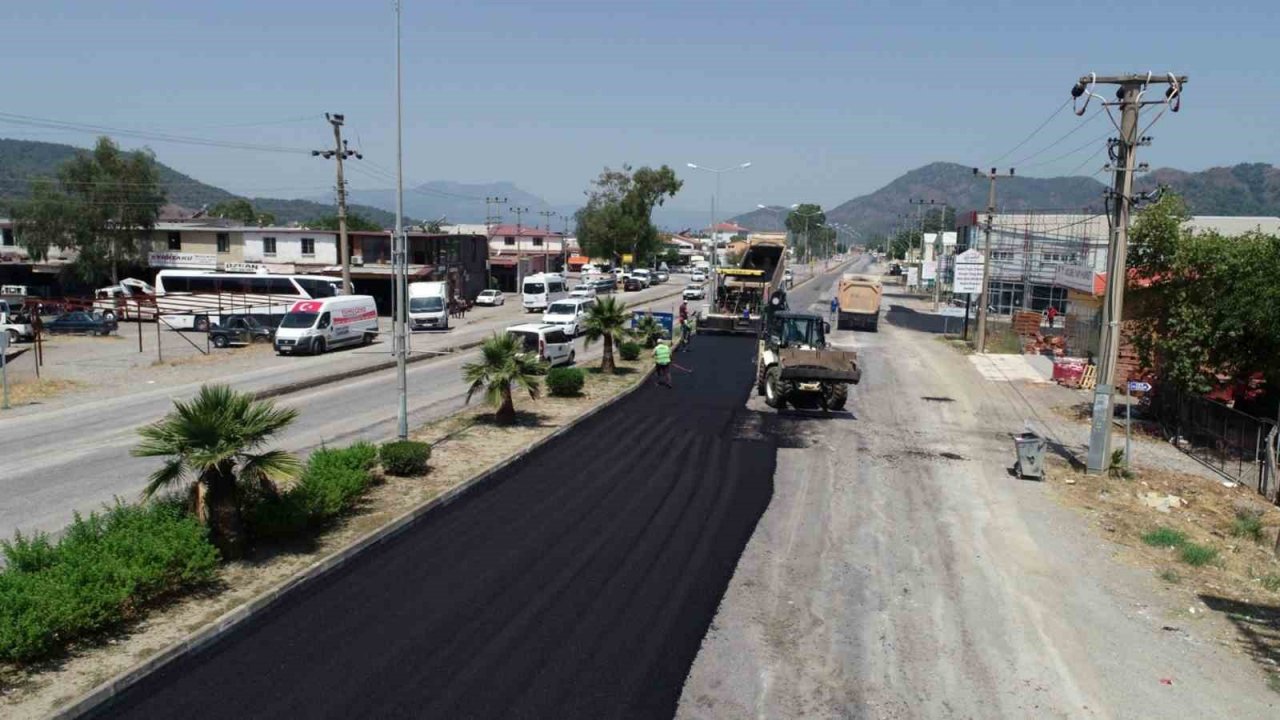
top-left (1149, 385), bottom-right (1277, 502)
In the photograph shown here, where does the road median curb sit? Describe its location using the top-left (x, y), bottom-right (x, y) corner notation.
top-left (54, 362), bottom-right (656, 719)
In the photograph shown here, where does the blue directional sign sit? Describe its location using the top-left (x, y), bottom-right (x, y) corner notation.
top-left (631, 311), bottom-right (673, 336)
top-left (1127, 381), bottom-right (1152, 393)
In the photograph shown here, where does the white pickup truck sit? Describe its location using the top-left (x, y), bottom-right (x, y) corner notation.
top-left (0, 299), bottom-right (34, 344)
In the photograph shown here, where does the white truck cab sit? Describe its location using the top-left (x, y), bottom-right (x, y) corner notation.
top-left (408, 281), bottom-right (449, 331)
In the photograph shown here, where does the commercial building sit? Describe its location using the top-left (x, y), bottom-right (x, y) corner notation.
top-left (347, 231), bottom-right (489, 313)
top-left (486, 224), bottom-right (575, 291)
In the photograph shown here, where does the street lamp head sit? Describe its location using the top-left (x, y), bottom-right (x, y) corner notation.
top-left (790, 203), bottom-right (800, 209)
top-left (757, 204), bottom-right (767, 209)
top-left (686, 163), bottom-right (699, 169)
top-left (740, 162), bottom-right (752, 169)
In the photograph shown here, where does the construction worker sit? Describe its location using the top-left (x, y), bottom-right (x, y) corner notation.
top-left (830, 296), bottom-right (839, 322)
top-left (654, 338), bottom-right (673, 387)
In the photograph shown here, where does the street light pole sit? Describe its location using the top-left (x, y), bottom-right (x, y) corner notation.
top-left (687, 161), bottom-right (751, 311)
top-left (393, 0), bottom-right (408, 440)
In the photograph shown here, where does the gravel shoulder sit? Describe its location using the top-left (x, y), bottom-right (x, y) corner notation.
top-left (679, 273), bottom-right (1280, 719)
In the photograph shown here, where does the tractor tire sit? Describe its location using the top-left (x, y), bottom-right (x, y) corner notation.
top-left (825, 382), bottom-right (848, 411)
top-left (764, 366), bottom-right (787, 409)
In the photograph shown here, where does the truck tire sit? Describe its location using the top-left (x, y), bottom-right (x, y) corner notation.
top-left (6, 329), bottom-right (18, 345)
top-left (870, 317), bottom-right (879, 332)
top-left (764, 366), bottom-right (787, 409)
top-left (194, 315), bottom-right (210, 333)
top-left (825, 382), bottom-right (848, 411)
top-left (837, 312), bottom-right (850, 331)
top-left (212, 334), bottom-right (230, 348)
top-left (313, 337), bottom-right (326, 355)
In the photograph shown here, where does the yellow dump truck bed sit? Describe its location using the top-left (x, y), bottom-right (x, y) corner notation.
top-left (836, 275), bottom-right (882, 331)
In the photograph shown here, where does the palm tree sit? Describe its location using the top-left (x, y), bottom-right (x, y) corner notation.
top-left (133, 385), bottom-right (300, 559)
top-left (582, 296), bottom-right (630, 373)
top-left (463, 332), bottom-right (544, 425)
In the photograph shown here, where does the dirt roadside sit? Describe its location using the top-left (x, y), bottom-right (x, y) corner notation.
top-left (0, 356), bottom-right (650, 719)
top-left (678, 279), bottom-right (1280, 718)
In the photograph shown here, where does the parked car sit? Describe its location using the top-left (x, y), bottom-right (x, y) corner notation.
top-left (623, 276), bottom-right (643, 292)
top-left (690, 271), bottom-right (707, 283)
top-left (44, 311), bottom-right (118, 336)
top-left (630, 269), bottom-right (652, 288)
top-left (475, 289), bottom-right (505, 307)
top-left (593, 278), bottom-right (616, 293)
top-left (505, 323), bottom-right (576, 367)
top-left (682, 283), bottom-right (706, 301)
top-left (209, 314), bottom-right (273, 348)
top-left (542, 298), bottom-right (595, 336)
top-left (568, 285), bottom-right (597, 299)
top-left (653, 270), bottom-right (669, 284)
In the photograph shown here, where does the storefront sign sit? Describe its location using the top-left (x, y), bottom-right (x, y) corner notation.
top-left (222, 262), bottom-right (265, 274)
top-left (1054, 264), bottom-right (1100, 295)
top-left (149, 251), bottom-right (216, 269)
top-left (953, 249), bottom-right (985, 294)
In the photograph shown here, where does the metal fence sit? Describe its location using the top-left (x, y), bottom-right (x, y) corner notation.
top-left (1149, 386), bottom-right (1277, 502)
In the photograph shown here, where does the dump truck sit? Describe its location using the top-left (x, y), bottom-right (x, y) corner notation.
top-left (835, 273), bottom-right (882, 331)
top-left (701, 237), bottom-right (786, 335)
top-left (755, 288), bottom-right (861, 411)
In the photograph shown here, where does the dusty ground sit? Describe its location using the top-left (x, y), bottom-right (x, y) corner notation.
top-left (678, 274), bottom-right (1280, 719)
top-left (0, 356), bottom-right (647, 719)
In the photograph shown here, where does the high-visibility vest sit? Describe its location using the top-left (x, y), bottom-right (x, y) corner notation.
top-left (654, 343), bottom-right (672, 365)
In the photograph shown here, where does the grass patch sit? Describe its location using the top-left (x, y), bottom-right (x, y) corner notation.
top-left (1179, 542), bottom-right (1219, 567)
top-left (1231, 508), bottom-right (1266, 543)
top-left (4, 378), bottom-right (83, 407)
top-left (0, 501), bottom-right (219, 664)
top-left (1268, 673), bottom-right (1280, 695)
top-left (1142, 527), bottom-right (1188, 548)
top-left (1259, 574), bottom-right (1280, 594)
top-left (1157, 568), bottom-right (1181, 584)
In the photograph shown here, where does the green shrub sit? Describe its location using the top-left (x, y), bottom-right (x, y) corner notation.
top-left (0, 502), bottom-right (218, 664)
top-left (1231, 508), bottom-right (1265, 543)
top-left (1179, 542), bottom-right (1218, 567)
top-left (618, 341), bottom-right (642, 361)
top-left (246, 443), bottom-right (378, 538)
top-left (1141, 527), bottom-right (1187, 548)
top-left (546, 367), bottom-right (586, 397)
top-left (380, 440), bottom-right (431, 477)
top-left (1261, 574), bottom-right (1280, 593)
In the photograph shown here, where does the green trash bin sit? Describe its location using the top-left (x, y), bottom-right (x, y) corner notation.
top-left (1014, 432), bottom-right (1046, 479)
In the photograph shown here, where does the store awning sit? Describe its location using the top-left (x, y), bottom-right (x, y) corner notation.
top-left (568, 255), bottom-right (590, 265)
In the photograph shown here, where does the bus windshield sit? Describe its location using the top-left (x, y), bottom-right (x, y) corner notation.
top-left (279, 312), bottom-right (318, 329)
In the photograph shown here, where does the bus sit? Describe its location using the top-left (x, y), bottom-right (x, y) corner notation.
top-left (95, 270), bottom-right (345, 330)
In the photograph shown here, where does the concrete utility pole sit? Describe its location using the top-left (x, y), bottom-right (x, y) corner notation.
top-left (312, 113), bottom-right (363, 294)
top-left (1080, 72), bottom-right (1187, 474)
top-left (972, 167), bottom-right (1015, 353)
top-left (393, 1), bottom-right (408, 440)
top-left (538, 210), bottom-right (555, 271)
top-left (932, 202), bottom-right (948, 312)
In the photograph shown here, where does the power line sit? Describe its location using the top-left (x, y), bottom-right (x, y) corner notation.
top-left (1019, 128), bottom-right (1113, 170)
top-left (1010, 108), bottom-right (1104, 166)
top-left (991, 97), bottom-right (1072, 164)
top-left (0, 112), bottom-right (313, 155)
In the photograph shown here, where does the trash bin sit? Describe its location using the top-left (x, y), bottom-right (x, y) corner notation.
top-left (1013, 432), bottom-right (1046, 479)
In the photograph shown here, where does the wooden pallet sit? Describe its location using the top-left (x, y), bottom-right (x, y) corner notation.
top-left (1079, 364), bottom-right (1098, 390)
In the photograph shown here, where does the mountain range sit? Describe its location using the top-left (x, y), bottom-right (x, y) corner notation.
top-left (0, 138), bottom-right (400, 227)
top-left (733, 161), bottom-right (1280, 239)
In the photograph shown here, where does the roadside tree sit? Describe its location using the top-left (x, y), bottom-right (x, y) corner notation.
top-left (582, 296), bottom-right (630, 373)
top-left (311, 212), bottom-right (383, 232)
top-left (13, 136), bottom-right (165, 284)
top-left (132, 385), bottom-right (300, 559)
top-left (463, 332), bottom-right (544, 425)
top-left (575, 164), bottom-right (682, 265)
top-left (210, 198), bottom-right (276, 226)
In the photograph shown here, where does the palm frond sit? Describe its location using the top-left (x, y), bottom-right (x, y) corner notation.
top-left (142, 457), bottom-right (188, 498)
top-left (240, 449), bottom-right (302, 487)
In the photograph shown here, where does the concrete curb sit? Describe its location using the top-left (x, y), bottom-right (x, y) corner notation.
top-left (53, 363), bottom-right (656, 720)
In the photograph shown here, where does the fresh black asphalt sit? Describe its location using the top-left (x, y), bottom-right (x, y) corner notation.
top-left (97, 266), bottom-right (850, 720)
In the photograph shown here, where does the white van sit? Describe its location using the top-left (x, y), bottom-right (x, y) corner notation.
top-left (521, 273), bottom-right (568, 313)
top-left (542, 297), bottom-right (595, 336)
top-left (408, 281), bottom-right (449, 330)
top-left (505, 323), bottom-right (576, 367)
top-left (274, 295), bottom-right (378, 355)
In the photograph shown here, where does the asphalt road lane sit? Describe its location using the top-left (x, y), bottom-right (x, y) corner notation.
top-left (97, 333), bottom-right (778, 719)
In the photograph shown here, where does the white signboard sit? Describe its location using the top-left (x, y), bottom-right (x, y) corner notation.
top-left (922, 260), bottom-right (937, 281)
top-left (906, 267), bottom-right (920, 287)
top-left (149, 251), bottom-right (216, 269)
top-left (953, 249), bottom-right (985, 294)
top-left (222, 262), bottom-right (266, 274)
top-left (940, 231), bottom-right (958, 247)
top-left (1053, 264), bottom-right (1099, 295)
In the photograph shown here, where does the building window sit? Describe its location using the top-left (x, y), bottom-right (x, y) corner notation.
top-left (504, 237), bottom-right (515, 246)
top-left (532, 237), bottom-right (544, 247)
top-left (1, 228), bottom-right (13, 247)
top-left (301, 237), bottom-right (315, 256)
top-left (216, 233), bottom-right (230, 253)
top-left (992, 250), bottom-right (1014, 261)
top-left (167, 231), bottom-right (182, 250)
top-left (263, 237), bottom-right (277, 255)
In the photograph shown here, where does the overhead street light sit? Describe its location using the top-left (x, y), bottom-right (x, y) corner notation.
top-left (686, 161), bottom-right (752, 309)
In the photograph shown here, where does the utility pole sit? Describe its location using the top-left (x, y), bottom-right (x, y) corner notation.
top-left (393, 1), bottom-right (408, 440)
top-left (972, 167), bottom-right (1015, 353)
top-left (932, 202), bottom-right (948, 312)
top-left (538, 210), bottom-right (555, 272)
top-left (312, 113), bottom-right (362, 294)
top-left (1078, 71), bottom-right (1186, 474)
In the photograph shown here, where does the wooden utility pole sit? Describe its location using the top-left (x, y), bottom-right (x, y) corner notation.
top-left (1081, 72), bottom-right (1186, 474)
top-left (973, 167), bottom-right (1015, 353)
top-left (313, 113), bottom-right (362, 294)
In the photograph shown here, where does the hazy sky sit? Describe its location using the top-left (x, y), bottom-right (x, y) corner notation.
top-left (2, 0), bottom-right (1275, 216)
